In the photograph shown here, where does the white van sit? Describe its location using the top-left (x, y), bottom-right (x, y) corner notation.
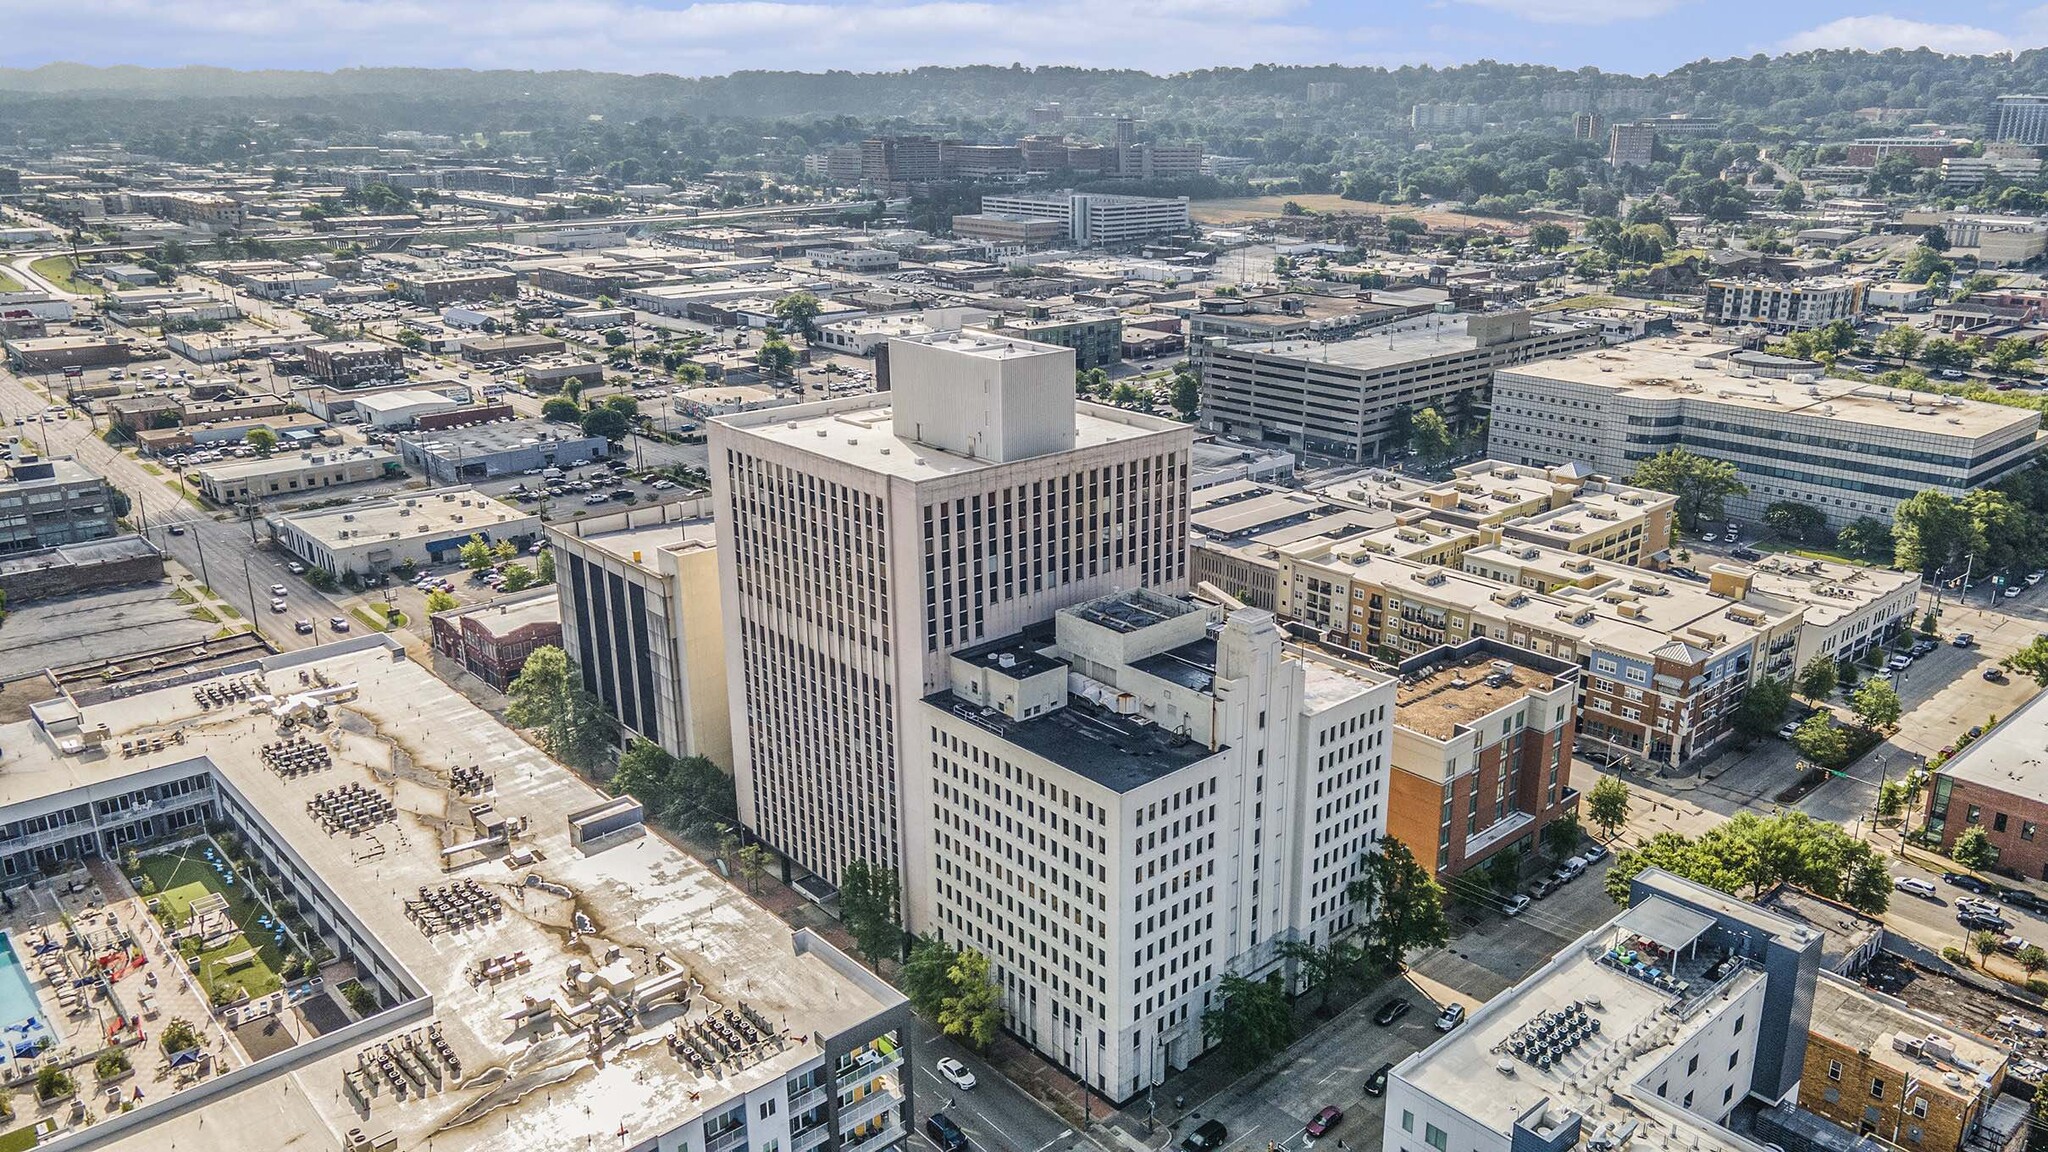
top-left (541, 466), bottom-right (564, 480)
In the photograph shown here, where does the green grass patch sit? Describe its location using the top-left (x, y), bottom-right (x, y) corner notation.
top-left (168, 586), bottom-right (196, 606)
top-left (1749, 537), bottom-right (1873, 568)
top-left (135, 844), bottom-right (290, 1001)
top-left (27, 256), bottom-right (96, 296)
top-left (216, 602), bottom-right (240, 619)
top-left (185, 606), bottom-right (219, 623)
top-left (138, 462), bottom-right (163, 476)
top-left (349, 606), bottom-right (397, 633)
top-left (1534, 294), bottom-right (1629, 313)
top-left (0, 269), bottom-right (22, 294)
top-left (0, 1124), bottom-right (39, 1152)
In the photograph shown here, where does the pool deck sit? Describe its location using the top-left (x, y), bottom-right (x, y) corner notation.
top-left (0, 641), bottom-right (900, 1152)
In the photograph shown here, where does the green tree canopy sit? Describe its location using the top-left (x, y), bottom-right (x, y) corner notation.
top-left (1763, 500), bottom-right (1828, 543)
top-left (581, 405), bottom-right (631, 441)
top-left (1952, 825), bottom-right (1996, 870)
top-left (773, 291), bottom-right (823, 337)
top-left (1733, 677), bottom-right (1791, 743)
top-left (1345, 839), bottom-right (1448, 967)
top-left (1168, 371), bottom-right (1200, 420)
top-left (1850, 679), bottom-right (1902, 732)
top-left (1892, 489), bottom-right (1981, 577)
top-left (1587, 775), bottom-right (1631, 838)
top-left (541, 396), bottom-right (582, 423)
top-left (1200, 973), bottom-right (1293, 1072)
top-left (1409, 407), bottom-right (1456, 463)
top-left (838, 860), bottom-right (903, 969)
top-left (1605, 811), bottom-right (1888, 914)
top-left (1631, 448), bottom-right (1747, 531)
top-left (1795, 654), bottom-right (1838, 702)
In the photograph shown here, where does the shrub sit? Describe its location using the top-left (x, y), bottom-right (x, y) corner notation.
top-left (1942, 945), bottom-right (1972, 967)
top-left (159, 1018), bottom-right (200, 1056)
top-left (341, 981), bottom-right (379, 1015)
top-left (94, 1049), bottom-right (130, 1079)
top-left (36, 1065), bottom-right (72, 1100)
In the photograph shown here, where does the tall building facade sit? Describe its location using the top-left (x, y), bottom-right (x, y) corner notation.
top-left (1995, 95), bottom-right (2048, 145)
top-left (913, 591), bottom-right (1395, 1102)
top-left (1608, 123), bottom-right (1656, 169)
top-left (712, 333), bottom-right (1194, 889)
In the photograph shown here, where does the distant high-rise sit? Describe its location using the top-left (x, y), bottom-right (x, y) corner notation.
top-left (1113, 116), bottom-right (1137, 149)
top-left (1995, 95), bottom-right (2048, 145)
top-left (1608, 122), bottom-right (1656, 169)
top-left (1572, 112), bottom-right (1601, 141)
top-left (712, 332), bottom-right (1194, 889)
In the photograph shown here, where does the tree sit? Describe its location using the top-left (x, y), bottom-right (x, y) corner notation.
top-left (1893, 490), bottom-right (1981, 576)
top-left (1632, 448), bottom-right (1747, 531)
top-left (1345, 840), bottom-right (1448, 967)
top-left (1201, 972), bottom-right (1294, 1072)
top-left (581, 405), bottom-right (630, 442)
top-left (603, 329), bottom-right (630, 348)
top-left (499, 562), bottom-right (536, 592)
top-left (756, 335), bottom-right (797, 381)
top-left (1850, 679), bottom-right (1902, 732)
top-left (245, 427), bottom-right (278, 457)
top-left (458, 534), bottom-right (495, 572)
top-left (1792, 714), bottom-right (1850, 768)
top-left (1973, 929), bottom-right (2002, 966)
top-left (1763, 500), bottom-right (1828, 543)
top-left (1108, 381), bottom-right (1145, 409)
top-left (536, 549), bottom-right (556, 584)
top-left (424, 589), bottom-right (457, 613)
top-left (505, 646), bottom-right (617, 774)
top-left (160, 1018), bottom-right (200, 1056)
top-left (1902, 244), bottom-right (1952, 285)
top-left (1776, 182), bottom-right (1806, 211)
top-left (1484, 846), bottom-right (1523, 896)
top-left (1605, 811), bottom-right (1889, 914)
top-left (542, 396), bottom-right (582, 423)
top-left (1543, 813), bottom-right (1583, 858)
top-left (1168, 371), bottom-right (1200, 420)
top-left (1988, 337), bottom-right (2036, 375)
top-left (1877, 780), bottom-right (1906, 819)
top-left (736, 843), bottom-right (769, 893)
top-left (838, 860), bottom-right (903, 969)
top-left (602, 395), bottom-right (640, 419)
top-left (1409, 407), bottom-right (1455, 463)
top-left (935, 947), bottom-right (1004, 1049)
top-left (1587, 776), bottom-right (1631, 838)
top-left (1952, 825), bottom-right (1997, 870)
top-left (1529, 223), bottom-right (1570, 253)
top-left (1920, 338), bottom-right (1975, 371)
top-left (1795, 655), bottom-right (1838, 703)
top-left (1733, 677), bottom-right (1791, 743)
top-left (773, 291), bottom-right (823, 337)
top-left (2022, 945), bottom-right (2048, 979)
top-left (1875, 324), bottom-right (1925, 361)
top-left (2006, 636), bottom-right (2048, 686)
top-left (902, 935), bottom-right (958, 1018)
top-left (1836, 516), bottom-right (1895, 562)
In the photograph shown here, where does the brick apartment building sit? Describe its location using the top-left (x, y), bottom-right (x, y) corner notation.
top-left (1925, 690), bottom-right (2048, 879)
top-left (1386, 639), bottom-right (1582, 882)
top-left (1799, 973), bottom-right (2005, 1152)
top-left (428, 588), bottom-right (561, 691)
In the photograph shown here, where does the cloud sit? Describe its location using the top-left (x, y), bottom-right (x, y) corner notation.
top-left (1451, 0), bottom-right (1680, 25)
top-left (0, 0), bottom-right (1371, 75)
top-left (1776, 14), bottom-right (2017, 56)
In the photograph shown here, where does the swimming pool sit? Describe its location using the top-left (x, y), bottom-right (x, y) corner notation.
top-left (0, 933), bottom-right (55, 1058)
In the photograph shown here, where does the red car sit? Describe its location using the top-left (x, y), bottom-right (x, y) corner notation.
top-left (1306, 1107), bottom-right (1344, 1139)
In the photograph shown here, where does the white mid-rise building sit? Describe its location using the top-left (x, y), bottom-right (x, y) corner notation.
top-left (1700, 278), bottom-right (1866, 332)
top-left (712, 332), bottom-right (1195, 890)
top-left (974, 193), bottom-right (1191, 246)
top-left (913, 590), bottom-right (1394, 1102)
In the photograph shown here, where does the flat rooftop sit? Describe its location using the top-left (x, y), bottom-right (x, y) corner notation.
top-left (193, 446), bottom-right (396, 482)
top-left (1396, 651), bottom-right (1558, 740)
top-left (398, 418), bottom-right (605, 456)
top-left (925, 686), bottom-right (1224, 793)
top-left (1936, 689), bottom-right (2048, 805)
top-left (718, 394), bottom-right (1189, 483)
top-left (0, 641), bottom-right (897, 1152)
top-left (1506, 339), bottom-right (2041, 438)
top-left (568, 515), bottom-right (716, 570)
top-left (277, 486), bottom-right (533, 546)
top-left (441, 587), bottom-right (560, 637)
top-left (1810, 974), bottom-right (2002, 1091)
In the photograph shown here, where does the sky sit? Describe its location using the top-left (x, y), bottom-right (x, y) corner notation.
top-left (0, 0), bottom-right (2045, 77)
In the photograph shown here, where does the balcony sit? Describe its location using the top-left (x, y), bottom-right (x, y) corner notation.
top-left (788, 1086), bottom-right (828, 1115)
top-left (841, 1120), bottom-right (905, 1152)
top-left (837, 1084), bottom-right (903, 1132)
top-left (837, 1046), bottom-right (902, 1091)
top-left (792, 1122), bottom-right (833, 1152)
top-left (707, 1128), bottom-right (749, 1152)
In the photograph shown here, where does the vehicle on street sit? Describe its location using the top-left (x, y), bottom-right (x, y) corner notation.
top-left (1435, 1003), bottom-right (1467, 1032)
top-left (1954, 633), bottom-right (1975, 647)
top-left (2000, 887), bottom-right (2048, 914)
top-left (1958, 895), bottom-right (2003, 917)
top-left (1500, 894), bottom-right (1531, 917)
top-left (1364, 1063), bottom-right (1394, 1097)
top-left (1912, 640), bottom-right (1937, 657)
top-left (935, 1057), bottom-right (976, 1090)
top-left (1374, 998), bottom-right (1411, 1026)
top-left (270, 584), bottom-right (287, 597)
top-left (926, 1114), bottom-right (970, 1152)
top-left (1732, 547), bottom-right (1761, 561)
top-left (330, 616), bottom-right (351, 632)
top-left (1306, 1107), bottom-right (1344, 1139)
top-left (2006, 586), bottom-right (2022, 599)
top-left (167, 525), bottom-right (185, 536)
top-left (1893, 876), bottom-right (1937, 899)
top-left (294, 619), bottom-right (313, 634)
top-left (286, 561), bottom-right (306, 575)
top-left (1181, 1120), bottom-right (1228, 1152)
top-left (1887, 655), bottom-right (1912, 671)
top-left (1777, 720), bottom-right (1802, 739)
top-left (1947, 873), bottom-right (1997, 894)
top-left (1940, 369), bottom-right (1967, 380)
top-left (1582, 842), bottom-right (1609, 863)
top-left (1530, 877), bottom-right (1558, 899)
top-left (2031, 572), bottom-right (2046, 587)
top-left (269, 598), bottom-right (287, 613)
top-left (1987, 667), bottom-right (2008, 682)
top-left (1960, 908), bottom-right (2011, 932)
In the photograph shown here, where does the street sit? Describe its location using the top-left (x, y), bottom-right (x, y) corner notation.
top-left (906, 1017), bottom-right (1077, 1152)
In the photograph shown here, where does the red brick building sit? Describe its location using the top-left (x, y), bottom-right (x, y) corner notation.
top-left (1925, 692), bottom-right (2048, 880)
top-left (429, 588), bottom-right (561, 691)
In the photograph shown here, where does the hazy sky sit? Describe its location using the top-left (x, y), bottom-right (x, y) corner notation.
top-left (1, 1), bottom-right (2044, 76)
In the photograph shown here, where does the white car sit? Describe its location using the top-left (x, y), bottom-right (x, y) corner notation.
top-left (269, 584), bottom-right (287, 597)
top-left (2008, 586), bottom-right (2023, 599)
top-left (1893, 876), bottom-right (1937, 899)
top-left (1435, 1004), bottom-right (1467, 1032)
top-left (269, 598), bottom-right (288, 613)
top-left (935, 1057), bottom-right (976, 1090)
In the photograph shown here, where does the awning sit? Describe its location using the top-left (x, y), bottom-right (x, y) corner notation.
top-left (1614, 897), bottom-right (1715, 954)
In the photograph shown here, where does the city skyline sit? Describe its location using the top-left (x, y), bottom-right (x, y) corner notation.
top-left (1, 1), bottom-right (2046, 77)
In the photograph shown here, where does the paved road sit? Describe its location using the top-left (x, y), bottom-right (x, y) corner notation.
top-left (906, 1017), bottom-right (1077, 1152)
top-left (1882, 854), bottom-right (2048, 966)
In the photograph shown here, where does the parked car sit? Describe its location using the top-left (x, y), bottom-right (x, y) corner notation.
top-left (926, 1114), bottom-right (970, 1152)
top-left (1530, 877), bottom-right (1558, 900)
top-left (1732, 547), bottom-right (1761, 561)
top-left (1912, 640), bottom-right (1937, 657)
top-left (1954, 633), bottom-right (1976, 647)
top-left (1893, 876), bottom-right (1937, 899)
top-left (1306, 1107), bottom-right (1344, 1139)
top-left (1374, 998), bottom-right (1411, 1026)
top-left (1181, 1120), bottom-right (1228, 1152)
top-left (1499, 894), bottom-right (1531, 917)
top-left (1582, 842), bottom-right (1610, 864)
top-left (1435, 1003), bottom-right (1467, 1032)
top-left (1986, 667), bottom-right (2008, 682)
top-left (2000, 887), bottom-right (2048, 915)
top-left (935, 1057), bottom-right (976, 1091)
top-left (329, 616), bottom-right (351, 632)
top-left (2030, 572), bottom-right (2046, 587)
top-left (2006, 586), bottom-right (2022, 599)
top-left (1777, 720), bottom-right (1802, 739)
top-left (1887, 655), bottom-right (1913, 671)
top-left (1960, 909), bottom-right (2012, 932)
top-left (1947, 872), bottom-right (1997, 894)
top-left (2000, 936), bottom-right (2034, 955)
top-left (1365, 1062), bottom-right (1394, 1097)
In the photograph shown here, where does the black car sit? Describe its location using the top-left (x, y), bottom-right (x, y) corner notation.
top-left (1946, 872), bottom-right (1996, 895)
top-left (1181, 1120), bottom-right (1228, 1152)
top-left (1960, 910), bottom-right (2012, 932)
top-left (925, 1114), bottom-right (969, 1152)
top-left (1364, 1062), bottom-right (1394, 1098)
top-left (2002, 887), bottom-right (2048, 915)
top-left (1374, 998), bottom-right (1411, 1026)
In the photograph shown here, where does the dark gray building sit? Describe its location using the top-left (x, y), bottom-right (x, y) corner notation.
top-left (0, 454), bottom-right (119, 554)
top-left (396, 418), bottom-right (610, 484)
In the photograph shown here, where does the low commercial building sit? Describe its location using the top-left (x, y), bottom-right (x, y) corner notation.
top-left (304, 339), bottom-right (405, 386)
top-left (397, 417), bottom-right (609, 484)
top-left (0, 454), bottom-right (119, 554)
top-left (394, 269), bottom-right (517, 305)
top-left (1867, 281), bottom-right (1935, 312)
top-left (519, 357), bottom-right (604, 391)
top-left (673, 385), bottom-right (794, 419)
top-left (1200, 311), bottom-right (1597, 463)
top-left (1702, 277), bottom-right (1868, 331)
top-left (0, 534), bottom-right (164, 605)
top-left (353, 389), bottom-right (464, 430)
top-left (547, 501), bottom-right (731, 765)
top-left (460, 334), bottom-right (566, 363)
top-left (808, 247), bottom-right (899, 272)
top-left (1489, 338), bottom-right (2043, 528)
top-left (192, 446), bottom-right (402, 504)
top-left (1708, 558), bottom-right (1918, 672)
top-left (1799, 974), bottom-right (2005, 1152)
top-left (2, 334), bottom-right (132, 371)
top-left (1926, 690), bottom-right (2048, 879)
top-left (429, 587), bottom-right (564, 691)
top-left (1386, 869), bottom-right (1823, 1152)
top-left (813, 308), bottom-right (994, 356)
top-left (1386, 641), bottom-right (1581, 883)
top-left (269, 486), bottom-right (540, 577)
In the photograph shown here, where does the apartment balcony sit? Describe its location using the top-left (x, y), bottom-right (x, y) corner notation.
top-left (842, 1120), bottom-right (905, 1152)
top-left (837, 1046), bottom-right (903, 1092)
top-left (707, 1127), bottom-right (749, 1152)
top-left (789, 1086), bottom-right (828, 1115)
top-left (836, 1083), bottom-right (904, 1132)
top-left (792, 1122), bottom-right (833, 1152)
